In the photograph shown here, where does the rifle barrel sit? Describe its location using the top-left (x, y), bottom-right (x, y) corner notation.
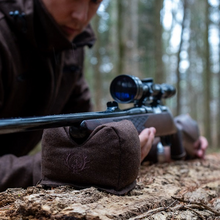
top-left (0, 108), bottom-right (147, 134)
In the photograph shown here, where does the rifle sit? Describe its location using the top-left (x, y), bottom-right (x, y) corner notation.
top-left (0, 75), bottom-right (185, 160)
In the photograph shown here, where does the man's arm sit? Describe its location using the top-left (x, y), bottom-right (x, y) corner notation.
top-left (141, 114), bottom-right (208, 163)
top-left (0, 152), bottom-right (41, 192)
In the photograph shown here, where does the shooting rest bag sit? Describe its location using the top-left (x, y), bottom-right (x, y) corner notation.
top-left (39, 120), bottom-right (141, 195)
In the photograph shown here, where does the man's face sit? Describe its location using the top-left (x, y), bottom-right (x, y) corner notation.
top-left (41, 0), bottom-right (103, 41)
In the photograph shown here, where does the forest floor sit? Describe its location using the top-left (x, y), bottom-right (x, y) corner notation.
top-left (1, 153), bottom-right (220, 219)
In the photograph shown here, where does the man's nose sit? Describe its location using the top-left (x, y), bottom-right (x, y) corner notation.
top-left (72, 2), bottom-right (89, 24)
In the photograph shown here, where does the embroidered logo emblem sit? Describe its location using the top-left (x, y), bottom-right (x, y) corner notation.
top-left (64, 152), bottom-right (90, 174)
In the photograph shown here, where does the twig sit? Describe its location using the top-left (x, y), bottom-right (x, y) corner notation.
top-left (129, 206), bottom-right (171, 219)
top-left (180, 205), bottom-right (206, 220)
top-left (130, 204), bottom-right (206, 220)
top-left (172, 196), bottom-right (220, 216)
top-left (130, 197), bottom-right (216, 220)
top-left (130, 194), bottom-right (220, 220)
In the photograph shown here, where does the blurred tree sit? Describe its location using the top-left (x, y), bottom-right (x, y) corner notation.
top-left (138, 0), bottom-right (155, 78)
top-left (154, 0), bottom-right (164, 83)
top-left (186, 0), bottom-right (206, 123)
top-left (117, 0), bottom-right (126, 75)
top-left (218, 0), bottom-right (220, 146)
top-left (125, 0), bottom-right (139, 77)
top-left (203, 0), bottom-right (212, 145)
top-left (175, 0), bottom-right (188, 116)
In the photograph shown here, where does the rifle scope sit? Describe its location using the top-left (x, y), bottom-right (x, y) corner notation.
top-left (110, 75), bottom-right (176, 103)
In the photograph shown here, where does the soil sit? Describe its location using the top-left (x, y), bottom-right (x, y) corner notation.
top-left (1, 153), bottom-right (220, 219)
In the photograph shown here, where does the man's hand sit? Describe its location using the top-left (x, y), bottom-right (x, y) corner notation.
top-left (193, 136), bottom-right (208, 159)
top-left (139, 127), bottom-right (156, 162)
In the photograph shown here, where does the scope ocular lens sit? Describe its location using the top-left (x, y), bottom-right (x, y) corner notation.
top-left (110, 75), bottom-right (138, 103)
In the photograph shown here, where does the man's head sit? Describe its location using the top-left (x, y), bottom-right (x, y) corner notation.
top-left (41, 0), bottom-right (103, 41)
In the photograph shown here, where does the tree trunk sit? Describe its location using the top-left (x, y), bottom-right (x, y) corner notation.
top-left (127, 0), bottom-right (139, 77)
top-left (203, 0), bottom-right (212, 145)
top-left (117, 0), bottom-right (126, 75)
top-left (217, 0), bottom-right (220, 148)
top-left (154, 0), bottom-right (164, 84)
top-left (175, 0), bottom-right (187, 116)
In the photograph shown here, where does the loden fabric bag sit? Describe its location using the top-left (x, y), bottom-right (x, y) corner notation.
top-left (39, 120), bottom-right (141, 195)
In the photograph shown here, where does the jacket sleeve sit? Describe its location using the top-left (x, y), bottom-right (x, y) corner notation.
top-left (0, 50), bottom-right (4, 111)
top-left (143, 114), bottom-right (200, 163)
top-left (0, 43), bottom-right (42, 192)
top-left (63, 71), bottom-right (93, 114)
top-left (62, 48), bottom-right (93, 114)
top-left (174, 114), bottom-right (200, 159)
top-left (0, 152), bottom-right (41, 192)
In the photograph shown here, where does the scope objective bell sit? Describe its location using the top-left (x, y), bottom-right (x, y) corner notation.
top-left (110, 74), bottom-right (176, 104)
top-left (110, 75), bottom-right (145, 103)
